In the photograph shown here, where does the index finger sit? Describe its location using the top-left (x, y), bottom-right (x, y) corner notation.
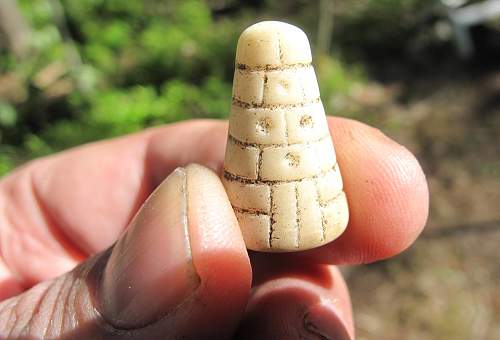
top-left (149, 117), bottom-right (429, 264)
top-left (0, 120), bottom-right (227, 286)
top-left (0, 117), bottom-right (427, 281)
top-left (254, 117), bottom-right (429, 264)
top-left (126, 117), bottom-right (428, 265)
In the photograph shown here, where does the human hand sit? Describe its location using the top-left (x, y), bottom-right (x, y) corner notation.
top-left (0, 118), bottom-right (428, 339)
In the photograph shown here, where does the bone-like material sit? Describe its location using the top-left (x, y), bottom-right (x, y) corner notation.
top-left (235, 21), bottom-right (312, 67)
top-left (223, 21), bottom-right (349, 252)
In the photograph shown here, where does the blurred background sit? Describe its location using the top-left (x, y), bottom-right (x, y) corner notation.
top-left (0, 0), bottom-right (499, 339)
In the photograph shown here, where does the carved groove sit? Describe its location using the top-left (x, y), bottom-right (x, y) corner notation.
top-left (269, 185), bottom-right (275, 248)
top-left (295, 184), bottom-right (300, 248)
top-left (224, 164), bottom-right (338, 185)
top-left (233, 206), bottom-right (269, 216)
top-left (228, 133), bottom-right (331, 149)
top-left (232, 97), bottom-right (321, 109)
top-left (236, 62), bottom-right (312, 72)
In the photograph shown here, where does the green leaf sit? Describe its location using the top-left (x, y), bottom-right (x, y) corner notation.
top-left (0, 102), bottom-right (17, 127)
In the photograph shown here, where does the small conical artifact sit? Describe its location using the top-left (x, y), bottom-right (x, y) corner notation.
top-left (222, 21), bottom-right (348, 252)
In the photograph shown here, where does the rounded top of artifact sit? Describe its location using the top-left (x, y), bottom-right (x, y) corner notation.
top-left (235, 21), bottom-right (312, 68)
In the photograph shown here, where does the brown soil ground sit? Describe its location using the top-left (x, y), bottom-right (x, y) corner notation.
top-left (343, 61), bottom-right (500, 340)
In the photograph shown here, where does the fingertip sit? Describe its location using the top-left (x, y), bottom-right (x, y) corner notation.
top-left (236, 264), bottom-right (353, 340)
top-left (186, 163), bottom-right (252, 293)
top-left (99, 164), bottom-right (251, 338)
top-left (365, 140), bottom-right (429, 259)
top-left (184, 164), bottom-right (252, 336)
top-left (185, 163), bottom-right (249, 259)
top-left (308, 118), bottom-right (429, 263)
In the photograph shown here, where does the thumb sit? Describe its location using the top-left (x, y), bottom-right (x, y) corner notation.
top-left (0, 164), bottom-right (251, 339)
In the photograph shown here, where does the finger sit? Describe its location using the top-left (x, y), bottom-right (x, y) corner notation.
top-left (0, 164), bottom-right (251, 339)
top-left (292, 117), bottom-right (429, 264)
top-left (235, 258), bottom-right (353, 340)
top-left (0, 258), bottom-right (22, 301)
top-left (0, 120), bottom-right (227, 288)
top-left (0, 117), bottom-right (428, 291)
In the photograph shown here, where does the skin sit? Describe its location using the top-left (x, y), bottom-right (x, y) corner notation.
top-left (0, 118), bottom-right (429, 339)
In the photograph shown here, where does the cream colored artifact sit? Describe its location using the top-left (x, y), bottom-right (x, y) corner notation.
top-left (222, 21), bottom-right (349, 252)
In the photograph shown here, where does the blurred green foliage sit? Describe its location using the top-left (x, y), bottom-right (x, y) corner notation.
top-left (0, 0), bottom-right (445, 176)
top-left (1, 0), bottom-right (240, 174)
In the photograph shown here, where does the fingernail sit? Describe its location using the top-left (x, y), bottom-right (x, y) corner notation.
top-left (100, 167), bottom-right (199, 329)
top-left (304, 303), bottom-right (353, 340)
